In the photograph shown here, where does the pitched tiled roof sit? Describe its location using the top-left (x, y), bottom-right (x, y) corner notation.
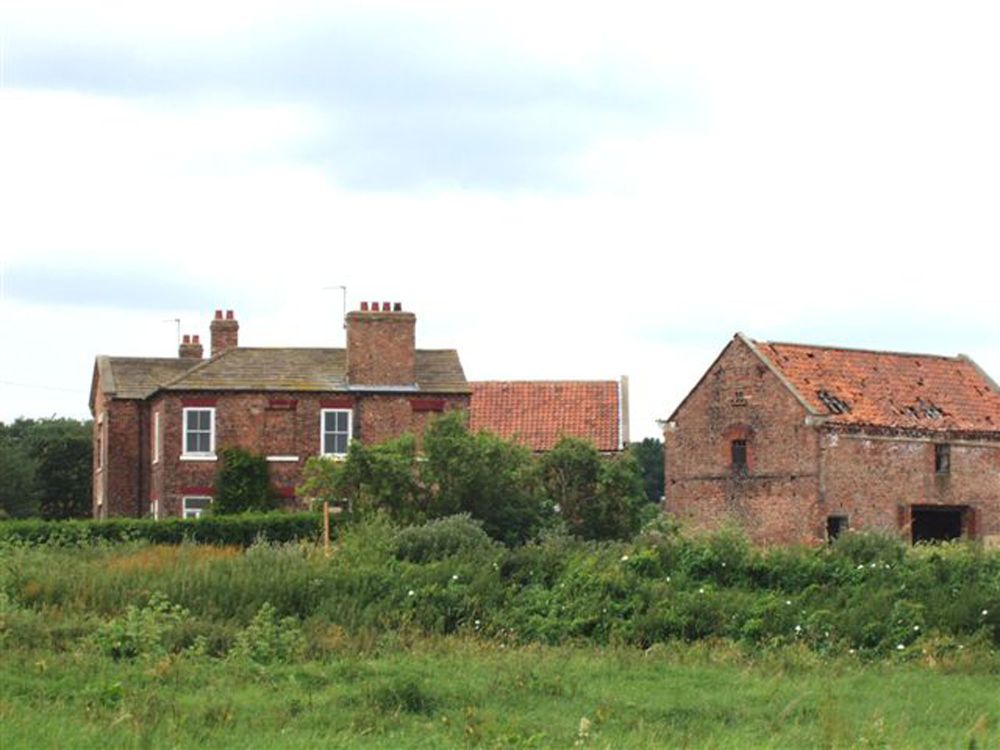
top-left (469, 381), bottom-right (621, 452)
top-left (98, 348), bottom-right (469, 397)
top-left (94, 356), bottom-right (198, 399)
top-left (754, 339), bottom-right (1000, 435)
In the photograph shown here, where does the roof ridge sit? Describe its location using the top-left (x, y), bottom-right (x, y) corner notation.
top-left (158, 347), bottom-right (239, 389)
top-left (760, 340), bottom-right (961, 361)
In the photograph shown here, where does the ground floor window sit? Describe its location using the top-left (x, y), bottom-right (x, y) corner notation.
top-left (182, 496), bottom-right (212, 519)
top-left (911, 505), bottom-right (964, 543)
top-left (826, 515), bottom-right (848, 541)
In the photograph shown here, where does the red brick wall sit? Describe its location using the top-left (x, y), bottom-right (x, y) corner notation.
top-left (665, 337), bottom-right (1000, 546)
top-left (664, 337), bottom-right (822, 544)
top-left (345, 309), bottom-right (416, 385)
top-left (822, 433), bottom-right (1000, 543)
top-left (144, 390), bottom-right (469, 517)
top-left (92, 387), bottom-right (147, 519)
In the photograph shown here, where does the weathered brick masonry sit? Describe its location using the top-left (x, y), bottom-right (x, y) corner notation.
top-left (664, 334), bottom-right (1000, 545)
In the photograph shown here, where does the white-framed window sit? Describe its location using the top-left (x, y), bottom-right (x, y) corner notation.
top-left (320, 409), bottom-right (352, 457)
top-left (152, 411), bottom-right (161, 464)
top-left (182, 496), bottom-right (212, 519)
top-left (182, 407), bottom-right (215, 457)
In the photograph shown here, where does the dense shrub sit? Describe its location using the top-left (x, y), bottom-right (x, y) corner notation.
top-left (214, 447), bottom-right (278, 514)
top-left (392, 514), bottom-right (499, 563)
top-left (0, 512), bottom-right (322, 546)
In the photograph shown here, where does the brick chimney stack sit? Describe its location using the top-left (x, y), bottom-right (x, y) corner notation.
top-left (178, 334), bottom-right (204, 360)
top-left (346, 301), bottom-right (415, 386)
top-left (210, 309), bottom-right (239, 357)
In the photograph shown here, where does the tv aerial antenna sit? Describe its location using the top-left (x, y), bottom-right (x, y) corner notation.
top-left (323, 285), bottom-right (347, 329)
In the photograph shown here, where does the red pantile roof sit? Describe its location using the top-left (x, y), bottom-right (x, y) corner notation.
top-left (469, 381), bottom-right (621, 452)
top-left (753, 338), bottom-right (1000, 435)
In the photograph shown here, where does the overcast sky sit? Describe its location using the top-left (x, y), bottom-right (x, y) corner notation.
top-left (1, 1), bottom-right (998, 439)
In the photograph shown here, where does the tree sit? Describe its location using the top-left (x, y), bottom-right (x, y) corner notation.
top-left (0, 418), bottom-right (91, 519)
top-left (629, 437), bottom-right (665, 503)
top-left (541, 437), bottom-right (646, 541)
top-left (0, 435), bottom-right (40, 518)
top-left (213, 447), bottom-right (277, 514)
top-left (421, 411), bottom-right (546, 546)
top-left (301, 435), bottom-right (425, 522)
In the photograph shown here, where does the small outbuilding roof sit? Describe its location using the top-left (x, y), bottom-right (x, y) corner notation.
top-left (469, 380), bottom-right (621, 452)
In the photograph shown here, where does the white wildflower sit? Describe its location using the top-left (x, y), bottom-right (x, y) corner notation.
top-left (982, 609), bottom-right (989, 617)
top-left (407, 589), bottom-right (415, 597)
top-left (896, 644), bottom-right (905, 651)
top-left (699, 588), bottom-right (705, 594)
top-left (785, 600), bottom-right (792, 606)
top-left (795, 625), bottom-right (802, 633)
top-left (621, 555), bottom-right (629, 562)
top-left (452, 574), bottom-right (459, 581)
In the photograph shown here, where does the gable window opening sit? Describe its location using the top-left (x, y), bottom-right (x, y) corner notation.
top-left (731, 439), bottom-right (748, 474)
top-left (182, 407), bottom-right (215, 457)
top-left (182, 496), bottom-right (212, 519)
top-left (935, 443), bottom-right (950, 475)
top-left (321, 409), bottom-right (353, 457)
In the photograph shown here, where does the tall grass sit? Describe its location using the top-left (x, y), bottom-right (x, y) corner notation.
top-left (1, 515), bottom-right (998, 658)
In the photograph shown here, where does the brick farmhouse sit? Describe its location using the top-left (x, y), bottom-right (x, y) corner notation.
top-left (663, 333), bottom-right (1000, 546)
top-left (90, 303), bottom-right (625, 519)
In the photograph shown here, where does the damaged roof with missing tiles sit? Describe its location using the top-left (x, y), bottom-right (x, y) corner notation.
top-left (754, 339), bottom-right (1000, 435)
top-left (97, 348), bottom-right (469, 397)
top-left (469, 381), bottom-right (621, 452)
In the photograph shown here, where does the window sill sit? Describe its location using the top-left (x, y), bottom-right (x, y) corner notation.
top-left (267, 455), bottom-right (300, 463)
top-left (180, 454), bottom-right (218, 462)
top-left (319, 453), bottom-right (348, 462)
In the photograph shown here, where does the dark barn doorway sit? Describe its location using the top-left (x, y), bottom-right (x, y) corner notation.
top-left (911, 506), bottom-right (964, 543)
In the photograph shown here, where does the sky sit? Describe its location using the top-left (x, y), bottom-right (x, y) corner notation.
top-left (1, 1), bottom-right (998, 439)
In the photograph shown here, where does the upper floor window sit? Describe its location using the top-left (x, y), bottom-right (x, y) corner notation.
top-left (731, 439), bottom-right (748, 473)
top-left (183, 407), bottom-right (215, 457)
top-left (321, 409), bottom-right (352, 457)
top-left (935, 443), bottom-right (950, 475)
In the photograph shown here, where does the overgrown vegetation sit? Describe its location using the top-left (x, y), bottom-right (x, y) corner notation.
top-left (2, 517), bottom-right (997, 657)
top-left (300, 412), bottom-right (648, 544)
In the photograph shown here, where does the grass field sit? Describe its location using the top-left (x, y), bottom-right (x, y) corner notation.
top-left (2, 638), bottom-right (999, 748)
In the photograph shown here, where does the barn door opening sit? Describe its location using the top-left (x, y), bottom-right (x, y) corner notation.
top-left (911, 506), bottom-right (965, 543)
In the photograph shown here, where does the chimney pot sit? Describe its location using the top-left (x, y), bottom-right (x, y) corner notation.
top-left (193, 335), bottom-right (200, 343)
top-left (393, 302), bottom-right (402, 312)
top-left (215, 309), bottom-right (223, 319)
top-left (360, 301), bottom-right (369, 311)
top-left (182, 334), bottom-right (191, 344)
top-left (226, 310), bottom-right (234, 320)
top-left (382, 301), bottom-right (390, 311)
top-left (371, 301), bottom-right (378, 310)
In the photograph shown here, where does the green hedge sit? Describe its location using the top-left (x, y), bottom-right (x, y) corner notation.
top-left (0, 511), bottom-right (324, 546)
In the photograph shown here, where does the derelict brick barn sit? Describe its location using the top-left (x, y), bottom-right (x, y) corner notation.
top-left (662, 333), bottom-right (1000, 545)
